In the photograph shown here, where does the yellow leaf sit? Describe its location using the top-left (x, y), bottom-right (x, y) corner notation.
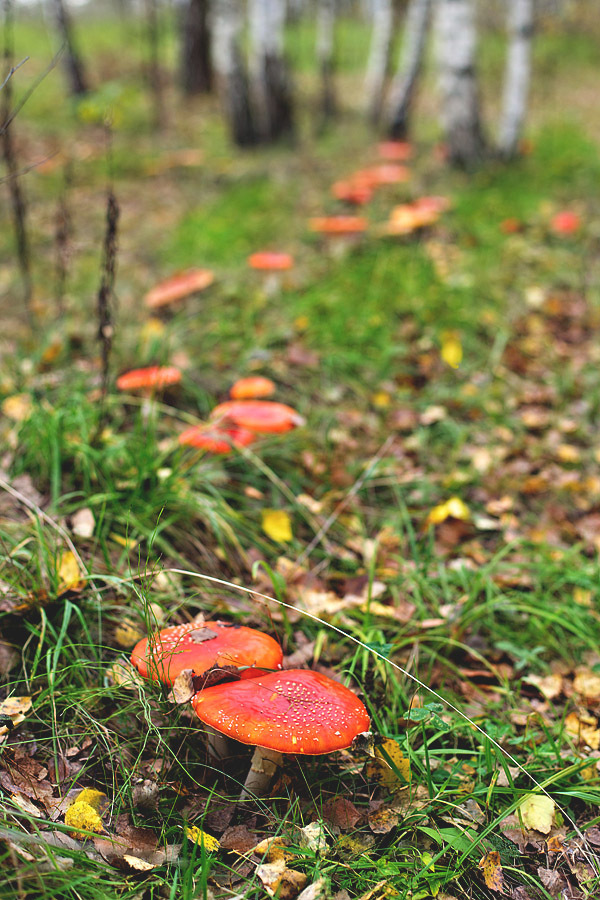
top-left (2, 393), bottom-right (32, 422)
top-left (0, 696), bottom-right (32, 741)
top-left (564, 711), bottom-right (600, 749)
top-left (440, 332), bottom-right (462, 369)
top-left (366, 739), bottom-right (411, 791)
top-left (261, 509), bottom-right (293, 543)
top-left (478, 850), bottom-right (504, 893)
top-left (371, 391), bottom-right (391, 409)
top-left (185, 825), bottom-right (220, 853)
top-left (57, 551), bottom-right (87, 595)
top-left (64, 789), bottom-right (109, 839)
top-left (426, 497), bottom-right (470, 527)
top-left (518, 794), bottom-right (555, 834)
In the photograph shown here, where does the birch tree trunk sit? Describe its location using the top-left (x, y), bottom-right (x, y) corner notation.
top-left (51, 0), bottom-right (88, 96)
top-left (364, 0), bottom-right (394, 124)
top-left (316, 0), bottom-right (337, 125)
top-left (144, 0), bottom-right (166, 130)
top-left (385, 0), bottom-right (431, 139)
top-left (248, 0), bottom-right (294, 142)
top-left (212, 0), bottom-right (257, 146)
top-left (498, 0), bottom-right (534, 158)
top-left (180, 0), bottom-right (213, 95)
top-left (434, 0), bottom-right (486, 168)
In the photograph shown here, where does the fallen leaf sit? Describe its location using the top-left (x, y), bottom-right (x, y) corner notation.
top-left (572, 668), bottom-right (600, 702)
top-left (257, 857), bottom-right (308, 900)
top-left (322, 797), bottom-right (360, 831)
top-left (70, 508), bottom-right (95, 539)
top-left (366, 739), bottom-right (411, 791)
top-left (56, 551), bottom-right (87, 595)
top-left (426, 497), bottom-right (470, 527)
top-left (440, 332), bottom-right (462, 369)
top-left (368, 805), bottom-right (399, 834)
top-left (518, 794), bottom-right (555, 834)
top-left (0, 695), bottom-right (32, 740)
top-left (299, 822), bottom-right (329, 855)
top-left (2, 393), bottom-right (32, 422)
top-left (168, 669), bottom-right (195, 705)
top-left (478, 850), bottom-right (504, 893)
top-left (262, 509), bottom-right (293, 543)
top-left (564, 711), bottom-right (600, 749)
top-left (185, 825), bottom-right (220, 853)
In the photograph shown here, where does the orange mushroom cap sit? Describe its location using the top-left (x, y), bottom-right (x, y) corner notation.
top-left (211, 400), bottom-right (305, 434)
top-left (131, 620), bottom-right (283, 687)
top-left (355, 164), bottom-right (410, 187)
top-left (144, 268), bottom-right (215, 310)
top-left (550, 210), bottom-right (581, 235)
top-left (308, 216), bottom-right (367, 236)
top-left (331, 180), bottom-right (373, 205)
top-left (413, 195), bottom-right (451, 213)
top-left (178, 424), bottom-right (256, 454)
top-left (377, 141), bottom-right (413, 162)
top-left (247, 252), bottom-right (294, 271)
top-left (191, 668), bottom-right (370, 755)
top-left (230, 376), bottom-right (276, 400)
top-left (116, 365), bottom-right (182, 392)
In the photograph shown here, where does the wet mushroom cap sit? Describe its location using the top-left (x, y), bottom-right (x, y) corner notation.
top-left (191, 668), bottom-right (370, 755)
top-left (116, 366), bottom-right (182, 391)
top-left (144, 268), bottom-right (215, 310)
top-left (131, 621), bottom-right (283, 686)
top-left (178, 424), bottom-right (256, 454)
top-left (211, 400), bottom-right (305, 434)
top-left (247, 252), bottom-right (294, 271)
top-left (230, 376), bottom-right (276, 400)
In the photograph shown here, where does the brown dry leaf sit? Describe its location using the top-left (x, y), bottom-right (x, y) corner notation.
top-left (368, 806), bottom-right (399, 834)
top-left (9, 792), bottom-right (45, 818)
top-left (56, 551), bottom-right (87, 595)
top-left (564, 711), bottom-right (600, 749)
top-left (0, 637), bottom-right (18, 676)
top-left (572, 668), bottom-right (600, 702)
top-left (0, 695), bottom-right (32, 740)
top-left (524, 673), bottom-right (563, 700)
top-left (478, 850), bottom-right (504, 893)
top-left (168, 669), bottom-right (195, 705)
top-left (256, 857), bottom-right (308, 900)
top-left (296, 878), bottom-right (328, 900)
top-left (299, 822), bottom-right (329, 855)
top-left (105, 659), bottom-right (143, 690)
top-left (253, 835), bottom-right (290, 863)
top-left (537, 867), bottom-right (567, 898)
top-left (121, 855), bottom-right (156, 872)
top-left (219, 824), bottom-right (258, 854)
top-left (1, 393), bottom-right (32, 422)
top-left (322, 797), bottom-right (360, 831)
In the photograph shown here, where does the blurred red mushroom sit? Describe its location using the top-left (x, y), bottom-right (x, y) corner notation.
top-left (230, 376), bottom-right (276, 400)
top-left (116, 365), bottom-right (182, 393)
top-left (144, 269), bottom-right (215, 310)
top-left (550, 210), bottom-right (581, 236)
top-left (309, 215), bottom-right (368, 258)
top-left (331, 179), bottom-right (373, 206)
top-left (192, 668), bottom-right (370, 797)
top-left (211, 400), bottom-right (305, 434)
top-left (377, 141), bottom-right (413, 162)
top-left (247, 252), bottom-right (294, 296)
top-left (178, 424), bottom-right (256, 454)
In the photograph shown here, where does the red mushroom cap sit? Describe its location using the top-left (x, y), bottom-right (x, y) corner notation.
top-left (331, 180), bottom-right (373, 205)
top-left (308, 216), bottom-right (368, 236)
top-left (178, 424), bottom-right (256, 454)
top-left (354, 165), bottom-right (410, 188)
top-left (144, 269), bottom-right (215, 310)
top-left (230, 376), bottom-right (276, 400)
top-left (247, 252), bottom-right (294, 271)
top-left (377, 141), bottom-right (413, 162)
top-left (191, 669), bottom-right (370, 755)
top-left (550, 210), bottom-right (581, 236)
top-left (116, 365), bottom-right (182, 392)
top-left (131, 621), bottom-right (283, 687)
top-left (211, 400), bottom-right (305, 434)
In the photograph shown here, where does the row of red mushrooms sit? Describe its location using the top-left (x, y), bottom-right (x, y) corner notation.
top-left (131, 619), bottom-right (370, 799)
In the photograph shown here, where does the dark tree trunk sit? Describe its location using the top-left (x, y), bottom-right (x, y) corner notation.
top-left (385, 0), bottom-right (432, 139)
top-left (249, 0), bottom-right (294, 143)
top-left (226, 53), bottom-right (258, 146)
top-left (144, 0), bottom-right (166, 130)
top-left (212, 0), bottom-right (258, 146)
top-left (180, 0), bottom-right (213, 95)
top-left (52, 0), bottom-right (88, 96)
top-left (316, 0), bottom-right (337, 126)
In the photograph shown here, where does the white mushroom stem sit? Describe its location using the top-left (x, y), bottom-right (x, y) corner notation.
top-left (204, 724), bottom-right (231, 763)
top-left (260, 271), bottom-right (283, 297)
top-left (239, 746), bottom-right (284, 801)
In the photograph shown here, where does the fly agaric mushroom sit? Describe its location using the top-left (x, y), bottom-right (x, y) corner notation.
top-left (247, 252), bottom-right (294, 296)
top-left (308, 215), bottom-right (368, 258)
top-left (211, 400), bottom-right (305, 434)
top-left (355, 164), bottom-right (410, 187)
top-left (133, 621), bottom-right (283, 761)
top-left (131, 620), bottom-right (283, 687)
top-left (178, 424), bottom-right (256, 454)
top-left (230, 376), bottom-right (276, 400)
top-left (550, 210), bottom-right (581, 236)
top-left (144, 268), bottom-right (215, 311)
top-left (331, 179), bottom-right (373, 206)
top-left (191, 668), bottom-right (370, 799)
top-left (377, 141), bottom-right (413, 162)
top-left (116, 365), bottom-right (182, 393)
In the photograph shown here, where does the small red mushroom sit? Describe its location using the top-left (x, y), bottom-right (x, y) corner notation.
top-left (131, 620), bottom-right (283, 688)
top-left (178, 424), bottom-right (256, 454)
top-left (247, 252), bottom-right (294, 296)
top-left (211, 400), bottom-right (305, 434)
top-left (309, 216), bottom-right (368, 258)
top-left (356, 164), bottom-right (411, 187)
top-left (331, 179), bottom-right (373, 205)
top-left (377, 141), bottom-right (413, 162)
top-left (229, 376), bottom-right (276, 400)
top-left (116, 366), bottom-right (182, 393)
top-left (192, 668), bottom-right (370, 797)
top-left (550, 210), bottom-right (581, 236)
top-left (144, 269), bottom-right (215, 310)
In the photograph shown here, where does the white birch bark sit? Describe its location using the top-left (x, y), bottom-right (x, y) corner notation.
top-left (248, 0), bottom-right (294, 141)
top-left (384, 0), bottom-right (431, 139)
top-left (212, 0), bottom-right (256, 145)
top-left (498, 0), bottom-right (534, 158)
top-left (364, 0), bottom-right (393, 124)
top-left (434, 0), bottom-right (486, 168)
top-left (316, 0), bottom-right (337, 122)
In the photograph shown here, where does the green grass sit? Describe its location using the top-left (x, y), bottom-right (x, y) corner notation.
top-left (3, 6), bottom-right (600, 900)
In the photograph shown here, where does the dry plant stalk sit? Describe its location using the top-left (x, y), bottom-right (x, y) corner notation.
top-left (2, 0), bottom-right (33, 322)
top-left (54, 161), bottom-right (72, 316)
top-left (97, 190), bottom-right (120, 402)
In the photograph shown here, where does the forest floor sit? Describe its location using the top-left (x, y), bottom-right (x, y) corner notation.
top-left (2, 10), bottom-right (600, 900)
